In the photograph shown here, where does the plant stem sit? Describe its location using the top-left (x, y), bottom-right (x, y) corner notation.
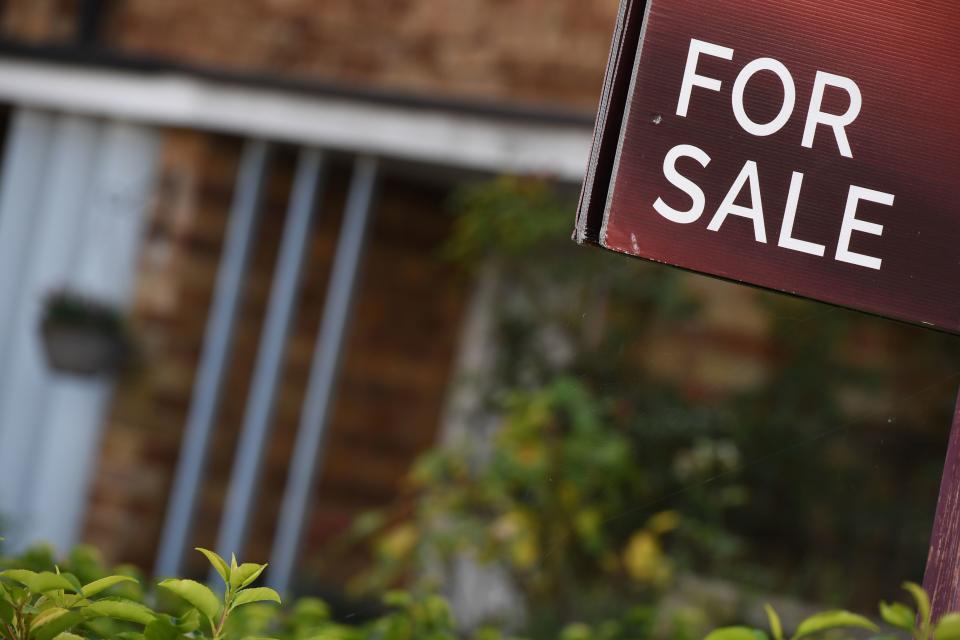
top-left (15, 604), bottom-right (26, 640)
top-left (212, 599), bottom-right (230, 640)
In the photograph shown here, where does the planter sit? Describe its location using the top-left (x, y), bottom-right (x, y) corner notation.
top-left (39, 290), bottom-right (135, 378)
top-left (40, 322), bottom-right (131, 377)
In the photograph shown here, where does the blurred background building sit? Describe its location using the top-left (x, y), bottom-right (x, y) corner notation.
top-left (0, 0), bottom-right (616, 592)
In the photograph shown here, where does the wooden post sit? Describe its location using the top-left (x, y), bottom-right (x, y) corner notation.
top-left (924, 388), bottom-right (960, 620)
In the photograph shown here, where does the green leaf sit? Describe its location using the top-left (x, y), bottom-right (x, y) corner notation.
top-left (904, 582), bottom-right (932, 634)
top-left (292, 598), bottom-right (330, 623)
top-left (31, 608), bottom-right (71, 632)
top-left (85, 600), bottom-right (157, 626)
top-left (59, 575), bottom-right (83, 596)
top-left (175, 609), bottom-right (200, 633)
top-left (52, 633), bottom-right (85, 640)
top-left (157, 580), bottom-right (220, 620)
top-left (230, 564), bottom-right (267, 590)
top-left (879, 601), bottom-right (915, 631)
top-left (81, 576), bottom-right (138, 599)
top-left (144, 617), bottom-right (180, 640)
top-left (2, 571), bottom-right (77, 594)
top-left (231, 588), bottom-right (281, 609)
top-left (792, 611), bottom-right (878, 639)
top-left (936, 613), bottom-right (960, 640)
top-left (82, 617), bottom-right (117, 639)
top-left (195, 549), bottom-right (229, 585)
top-left (704, 628), bottom-right (769, 640)
top-left (5, 586), bottom-right (28, 605)
top-left (383, 591), bottom-right (413, 608)
top-left (765, 604), bottom-right (783, 640)
top-left (31, 608), bottom-right (83, 640)
top-left (0, 569), bottom-right (40, 591)
top-left (0, 597), bottom-right (14, 625)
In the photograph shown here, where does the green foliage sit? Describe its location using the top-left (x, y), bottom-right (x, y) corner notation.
top-left (350, 377), bottom-right (745, 633)
top-left (229, 588), bottom-right (535, 640)
top-left (0, 544), bottom-right (524, 640)
top-left (445, 178), bottom-right (573, 266)
top-left (0, 564), bottom-right (149, 640)
top-left (158, 549), bottom-right (280, 640)
top-left (706, 582), bottom-right (960, 640)
top-left (0, 546), bottom-right (277, 640)
top-left (336, 178), bottom-right (748, 636)
top-left (3, 540), bottom-right (960, 640)
top-left (445, 177), bottom-right (696, 395)
top-left (346, 366), bottom-right (752, 639)
top-left (436, 176), bottom-right (960, 611)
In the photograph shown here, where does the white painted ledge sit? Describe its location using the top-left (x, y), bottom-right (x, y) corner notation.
top-left (0, 58), bottom-right (593, 182)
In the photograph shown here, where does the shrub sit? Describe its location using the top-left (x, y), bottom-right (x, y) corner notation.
top-left (705, 582), bottom-right (960, 640)
top-left (0, 545), bottom-right (519, 640)
top-left (0, 543), bottom-right (279, 640)
top-left (2, 540), bottom-right (960, 640)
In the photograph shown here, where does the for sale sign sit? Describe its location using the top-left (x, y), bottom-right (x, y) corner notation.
top-left (576, 0), bottom-right (960, 333)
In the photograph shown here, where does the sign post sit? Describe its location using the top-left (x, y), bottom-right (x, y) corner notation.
top-left (577, 0), bottom-right (960, 617)
top-left (924, 395), bottom-right (960, 619)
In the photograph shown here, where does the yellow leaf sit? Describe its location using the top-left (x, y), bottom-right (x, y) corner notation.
top-left (574, 509), bottom-right (602, 542)
top-left (491, 512), bottom-right (523, 541)
top-left (514, 443), bottom-right (544, 468)
top-left (646, 511), bottom-right (681, 535)
top-left (559, 484), bottom-right (582, 507)
top-left (378, 524), bottom-right (418, 560)
top-left (624, 532), bottom-right (671, 584)
top-left (510, 536), bottom-right (539, 570)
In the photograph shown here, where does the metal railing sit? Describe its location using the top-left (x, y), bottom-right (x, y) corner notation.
top-left (0, 55), bottom-right (590, 595)
top-left (155, 142), bottom-right (380, 596)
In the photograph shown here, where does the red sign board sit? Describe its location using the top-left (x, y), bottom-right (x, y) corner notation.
top-left (577, 0), bottom-right (960, 333)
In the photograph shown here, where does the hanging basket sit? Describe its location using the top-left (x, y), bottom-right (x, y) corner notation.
top-left (39, 290), bottom-right (135, 378)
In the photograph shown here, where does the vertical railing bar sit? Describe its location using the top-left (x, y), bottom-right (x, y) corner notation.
top-left (213, 148), bottom-right (327, 568)
top-left (155, 139), bottom-right (271, 578)
top-left (269, 156), bottom-right (379, 595)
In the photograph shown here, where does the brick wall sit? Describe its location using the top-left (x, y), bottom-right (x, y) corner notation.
top-left (83, 134), bottom-right (468, 579)
top-left (2, 0), bottom-right (76, 42)
top-left (3, 0), bottom-right (620, 111)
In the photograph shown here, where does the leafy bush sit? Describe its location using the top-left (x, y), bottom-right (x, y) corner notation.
top-left (0, 543), bottom-right (278, 640)
top-left (348, 378), bottom-right (744, 635)
top-left (438, 177), bottom-right (960, 609)
top-left (2, 542), bottom-right (960, 640)
top-left (705, 582), bottom-right (960, 640)
top-left (0, 545), bottom-right (524, 640)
